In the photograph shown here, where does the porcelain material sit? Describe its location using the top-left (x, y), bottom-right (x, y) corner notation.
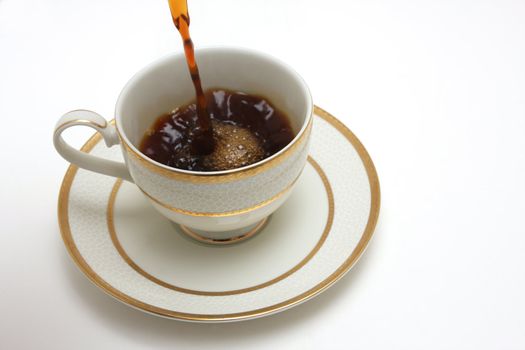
top-left (54, 47), bottom-right (313, 238)
top-left (58, 107), bottom-right (380, 322)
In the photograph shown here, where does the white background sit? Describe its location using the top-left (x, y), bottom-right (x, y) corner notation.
top-left (1, 0), bottom-right (525, 348)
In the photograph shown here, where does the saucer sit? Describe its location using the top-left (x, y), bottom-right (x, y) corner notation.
top-left (58, 106), bottom-right (380, 322)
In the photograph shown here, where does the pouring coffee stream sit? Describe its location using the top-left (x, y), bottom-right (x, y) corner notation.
top-left (168, 0), bottom-right (214, 155)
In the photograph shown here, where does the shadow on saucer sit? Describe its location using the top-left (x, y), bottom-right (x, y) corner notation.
top-left (61, 222), bottom-right (381, 346)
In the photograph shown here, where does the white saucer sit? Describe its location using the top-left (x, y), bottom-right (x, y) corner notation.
top-left (58, 106), bottom-right (380, 322)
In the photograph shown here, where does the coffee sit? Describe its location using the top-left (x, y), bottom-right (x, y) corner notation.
top-left (146, 0), bottom-right (296, 171)
top-left (140, 88), bottom-right (295, 171)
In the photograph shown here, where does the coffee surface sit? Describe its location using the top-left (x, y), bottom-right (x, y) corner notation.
top-left (140, 89), bottom-right (295, 171)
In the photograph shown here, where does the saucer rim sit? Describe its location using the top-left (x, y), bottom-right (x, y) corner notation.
top-left (57, 105), bottom-right (381, 322)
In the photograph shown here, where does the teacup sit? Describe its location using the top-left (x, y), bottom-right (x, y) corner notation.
top-left (54, 47), bottom-right (313, 244)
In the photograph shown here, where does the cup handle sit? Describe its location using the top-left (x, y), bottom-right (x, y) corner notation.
top-left (53, 110), bottom-right (133, 182)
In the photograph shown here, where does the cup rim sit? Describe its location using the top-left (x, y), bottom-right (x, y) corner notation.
top-left (114, 46), bottom-right (313, 177)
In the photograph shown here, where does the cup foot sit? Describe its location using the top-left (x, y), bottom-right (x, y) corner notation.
top-left (179, 217), bottom-right (268, 245)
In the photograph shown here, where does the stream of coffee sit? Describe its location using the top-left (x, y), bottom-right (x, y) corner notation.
top-left (168, 0), bottom-right (214, 154)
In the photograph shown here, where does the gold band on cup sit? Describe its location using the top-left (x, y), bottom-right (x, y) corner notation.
top-left (136, 166), bottom-right (304, 217)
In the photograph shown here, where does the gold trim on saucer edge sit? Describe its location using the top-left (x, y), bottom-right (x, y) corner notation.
top-left (57, 105), bottom-right (381, 322)
top-left (106, 156), bottom-right (333, 296)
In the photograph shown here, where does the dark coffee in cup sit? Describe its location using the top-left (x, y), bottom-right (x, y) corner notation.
top-left (140, 88), bottom-right (295, 171)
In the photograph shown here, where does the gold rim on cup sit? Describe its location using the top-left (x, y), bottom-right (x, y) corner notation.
top-left (118, 115), bottom-right (313, 184)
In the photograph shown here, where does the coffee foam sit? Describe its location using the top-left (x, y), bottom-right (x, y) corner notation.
top-left (202, 120), bottom-right (265, 171)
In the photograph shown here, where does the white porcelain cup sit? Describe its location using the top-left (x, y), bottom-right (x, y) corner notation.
top-left (54, 47), bottom-right (313, 243)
